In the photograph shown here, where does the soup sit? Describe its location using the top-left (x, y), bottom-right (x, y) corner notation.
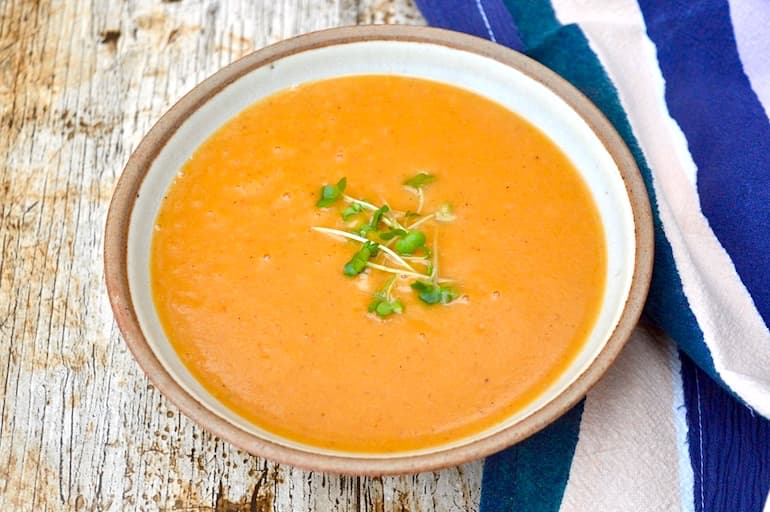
top-left (150, 75), bottom-right (606, 453)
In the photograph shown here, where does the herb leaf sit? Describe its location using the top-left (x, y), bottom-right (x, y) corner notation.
top-left (356, 205), bottom-right (390, 236)
top-left (316, 177), bottom-right (347, 207)
top-left (356, 223), bottom-right (375, 237)
top-left (379, 228), bottom-right (407, 240)
top-left (370, 205), bottom-right (389, 229)
top-left (411, 281), bottom-right (458, 305)
top-left (394, 230), bottom-right (426, 255)
top-left (368, 298), bottom-right (404, 318)
top-left (342, 203), bottom-right (364, 220)
top-left (404, 172), bottom-right (435, 189)
top-left (343, 241), bottom-right (379, 276)
top-left (368, 276), bottom-right (404, 318)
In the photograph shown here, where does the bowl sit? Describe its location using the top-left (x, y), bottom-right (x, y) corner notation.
top-left (104, 25), bottom-right (653, 475)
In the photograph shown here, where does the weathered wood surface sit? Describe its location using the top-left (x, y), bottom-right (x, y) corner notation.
top-left (0, 0), bottom-right (483, 510)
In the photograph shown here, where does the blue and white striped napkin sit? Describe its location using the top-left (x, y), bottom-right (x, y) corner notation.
top-left (415, 1), bottom-right (770, 510)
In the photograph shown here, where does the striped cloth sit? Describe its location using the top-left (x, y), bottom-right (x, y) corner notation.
top-left (414, 1), bottom-right (770, 510)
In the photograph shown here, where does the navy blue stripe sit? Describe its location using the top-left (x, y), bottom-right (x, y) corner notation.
top-left (638, 0), bottom-right (770, 326)
top-left (680, 351), bottom-right (770, 512)
top-left (480, 402), bottom-right (584, 512)
top-left (478, 0), bottom-right (524, 50)
top-left (415, 0), bottom-right (523, 51)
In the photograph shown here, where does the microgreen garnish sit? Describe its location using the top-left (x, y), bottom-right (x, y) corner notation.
top-left (341, 203), bottom-right (364, 220)
top-left (313, 174), bottom-right (464, 318)
top-left (368, 277), bottom-right (404, 318)
top-left (379, 228), bottom-right (407, 240)
top-left (370, 205), bottom-right (389, 229)
top-left (311, 227), bottom-right (417, 272)
top-left (355, 205), bottom-right (392, 235)
top-left (404, 172), bottom-right (435, 188)
top-left (403, 173), bottom-right (436, 213)
top-left (411, 281), bottom-right (459, 305)
top-left (356, 223), bottom-right (375, 237)
top-left (394, 230), bottom-right (426, 255)
top-left (343, 241), bottom-right (378, 276)
top-left (316, 177), bottom-right (347, 207)
top-left (371, 300), bottom-right (404, 317)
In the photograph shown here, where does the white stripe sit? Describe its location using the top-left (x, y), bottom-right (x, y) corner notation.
top-left (763, 489), bottom-right (770, 512)
top-left (671, 347), bottom-right (696, 512)
top-left (728, 0), bottom-right (770, 119)
top-left (551, 0), bottom-right (770, 417)
top-left (560, 328), bottom-right (680, 511)
top-left (474, 0), bottom-right (497, 42)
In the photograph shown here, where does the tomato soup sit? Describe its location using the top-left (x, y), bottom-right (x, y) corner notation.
top-left (150, 75), bottom-right (606, 452)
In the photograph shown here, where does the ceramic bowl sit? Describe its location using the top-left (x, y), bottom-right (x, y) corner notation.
top-left (104, 25), bottom-right (653, 475)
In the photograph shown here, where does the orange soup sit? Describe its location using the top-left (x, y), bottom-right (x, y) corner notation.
top-left (151, 75), bottom-right (606, 452)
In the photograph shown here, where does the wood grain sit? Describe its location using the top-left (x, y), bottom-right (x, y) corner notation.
top-left (0, 0), bottom-right (483, 510)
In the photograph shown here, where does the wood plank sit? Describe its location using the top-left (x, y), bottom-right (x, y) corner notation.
top-left (0, 0), bottom-right (483, 509)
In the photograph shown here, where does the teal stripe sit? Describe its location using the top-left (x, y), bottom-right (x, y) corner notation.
top-left (480, 402), bottom-right (584, 512)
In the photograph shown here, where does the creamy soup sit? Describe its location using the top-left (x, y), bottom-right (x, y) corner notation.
top-left (151, 75), bottom-right (606, 452)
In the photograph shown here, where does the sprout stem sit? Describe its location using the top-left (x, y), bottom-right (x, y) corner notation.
top-left (311, 226), bottom-right (418, 273)
top-left (407, 213), bottom-right (435, 230)
top-left (366, 262), bottom-right (426, 280)
top-left (343, 195), bottom-right (378, 212)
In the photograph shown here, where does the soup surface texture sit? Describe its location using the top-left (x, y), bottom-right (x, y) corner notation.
top-left (151, 75), bottom-right (606, 453)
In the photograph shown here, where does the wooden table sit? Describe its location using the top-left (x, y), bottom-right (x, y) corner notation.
top-left (0, 0), bottom-right (482, 509)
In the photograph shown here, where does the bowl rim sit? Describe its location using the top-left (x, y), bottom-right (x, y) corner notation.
top-left (104, 24), bottom-right (653, 475)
